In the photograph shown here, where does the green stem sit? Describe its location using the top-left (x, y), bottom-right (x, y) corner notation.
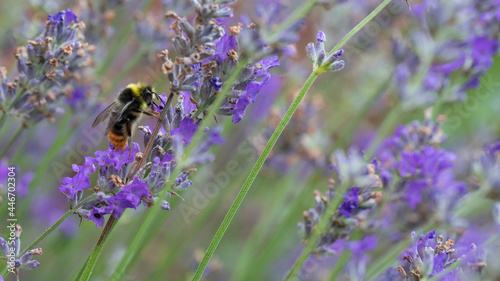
top-left (0, 194), bottom-right (97, 277)
top-left (0, 125), bottom-right (25, 159)
top-left (193, 1), bottom-right (395, 280)
top-left (77, 215), bottom-right (119, 281)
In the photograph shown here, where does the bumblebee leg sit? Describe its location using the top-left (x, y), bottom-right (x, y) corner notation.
top-left (140, 109), bottom-right (163, 122)
top-left (152, 101), bottom-right (163, 110)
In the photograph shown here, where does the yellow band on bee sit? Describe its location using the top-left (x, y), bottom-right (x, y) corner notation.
top-left (127, 82), bottom-right (147, 97)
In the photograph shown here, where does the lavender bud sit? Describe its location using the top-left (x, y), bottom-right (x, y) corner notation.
top-left (77, 209), bottom-right (91, 218)
top-left (325, 60), bottom-right (345, 72)
top-left (238, 66), bottom-right (254, 82)
top-left (316, 50), bottom-right (326, 67)
top-left (24, 260), bottom-right (41, 269)
top-left (213, 7), bottom-right (233, 18)
top-left (0, 237), bottom-right (9, 257)
top-left (321, 49), bottom-right (344, 68)
top-left (19, 252), bottom-right (32, 264)
top-left (44, 51), bottom-right (55, 60)
top-left (161, 200), bottom-right (171, 210)
top-left (306, 42), bottom-right (316, 62)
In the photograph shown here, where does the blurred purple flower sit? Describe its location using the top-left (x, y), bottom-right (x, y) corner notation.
top-left (106, 177), bottom-right (151, 218)
top-left (339, 187), bottom-right (360, 217)
top-left (171, 118), bottom-right (198, 146)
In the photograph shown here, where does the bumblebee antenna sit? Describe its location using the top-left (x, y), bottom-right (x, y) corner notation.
top-left (152, 92), bottom-right (166, 110)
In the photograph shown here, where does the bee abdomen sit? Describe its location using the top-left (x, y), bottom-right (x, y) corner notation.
top-left (108, 130), bottom-right (128, 151)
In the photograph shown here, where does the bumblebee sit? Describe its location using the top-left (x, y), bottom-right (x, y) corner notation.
top-left (92, 82), bottom-right (162, 151)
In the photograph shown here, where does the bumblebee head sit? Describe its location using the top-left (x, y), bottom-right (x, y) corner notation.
top-left (127, 82), bottom-right (157, 104)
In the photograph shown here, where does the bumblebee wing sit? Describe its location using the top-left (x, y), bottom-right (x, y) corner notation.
top-left (117, 100), bottom-right (135, 122)
top-left (92, 101), bottom-right (118, 128)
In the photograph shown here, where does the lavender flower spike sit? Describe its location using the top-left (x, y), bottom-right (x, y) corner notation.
top-left (306, 31), bottom-right (345, 73)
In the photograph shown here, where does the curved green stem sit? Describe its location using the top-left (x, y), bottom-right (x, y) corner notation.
top-left (0, 193), bottom-right (97, 277)
top-left (77, 215), bottom-right (119, 281)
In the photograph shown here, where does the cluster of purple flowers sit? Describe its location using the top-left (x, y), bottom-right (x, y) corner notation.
top-left (0, 9), bottom-right (92, 124)
top-left (396, 230), bottom-right (485, 280)
top-left (393, 0), bottom-right (500, 107)
top-left (159, 31), bottom-right (279, 124)
top-left (374, 112), bottom-right (467, 231)
top-left (296, 110), bottom-right (477, 277)
top-left (306, 31), bottom-right (345, 73)
top-left (59, 122), bottom-right (224, 227)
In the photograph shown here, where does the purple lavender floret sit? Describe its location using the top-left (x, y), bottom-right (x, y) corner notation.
top-left (339, 187), bottom-right (361, 217)
top-left (105, 177), bottom-right (151, 218)
top-left (47, 8), bottom-right (78, 25)
top-left (59, 157), bottom-right (98, 200)
top-left (171, 118), bottom-right (198, 146)
top-left (61, 116), bottom-right (225, 227)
